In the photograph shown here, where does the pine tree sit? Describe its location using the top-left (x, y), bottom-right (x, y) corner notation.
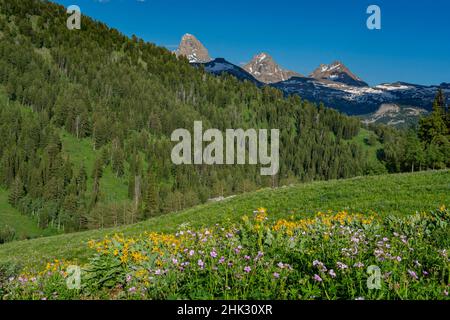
top-left (143, 169), bottom-right (159, 218)
top-left (76, 164), bottom-right (88, 194)
top-left (8, 176), bottom-right (24, 206)
top-left (61, 193), bottom-right (79, 231)
top-left (101, 147), bottom-right (110, 166)
top-left (111, 145), bottom-right (125, 177)
top-left (90, 176), bottom-right (101, 209)
top-left (92, 157), bottom-right (104, 180)
top-left (434, 88), bottom-right (446, 114)
top-left (404, 130), bottom-right (424, 172)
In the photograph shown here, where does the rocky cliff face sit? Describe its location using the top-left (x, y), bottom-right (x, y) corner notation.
top-left (243, 53), bottom-right (301, 84)
top-left (175, 33), bottom-right (212, 63)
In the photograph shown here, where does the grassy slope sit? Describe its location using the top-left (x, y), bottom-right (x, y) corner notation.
top-left (352, 128), bottom-right (383, 158)
top-left (0, 189), bottom-right (55, 240)
top-left (60, 131), bottom-right (130, 205)
top-left (0, 170), bottom-right (448, 268)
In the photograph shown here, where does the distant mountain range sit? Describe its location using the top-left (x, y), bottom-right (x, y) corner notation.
top-left (176, 34), bottom-right (450, 127)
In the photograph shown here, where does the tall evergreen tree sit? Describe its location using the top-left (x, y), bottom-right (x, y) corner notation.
top-left (143, 169), bottom-right (159, 218)
top-left (8, 176), bottom-right (25, 206)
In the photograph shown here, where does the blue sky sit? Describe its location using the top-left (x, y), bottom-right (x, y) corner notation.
top-left (53, 0), bottom-right (449, 86)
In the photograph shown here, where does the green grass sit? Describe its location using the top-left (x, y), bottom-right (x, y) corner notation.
top-left (0, 170), bottom-right (448, 268)
top-left (60, 131), bottom-right (130, 204)
top-left (352, 128), bottom-right (383, 157)
top-left (0, 189), bottom-right (56, 240)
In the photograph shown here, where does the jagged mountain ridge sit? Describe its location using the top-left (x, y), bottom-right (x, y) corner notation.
top-left (176, 34), bottom-right (449, 125)
top-left (193, 58), bottom-right (262, 85)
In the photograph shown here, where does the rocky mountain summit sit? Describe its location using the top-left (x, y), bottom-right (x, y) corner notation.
top-left (309, 61), bottom-right (368, 87)
top-left (243, 53), bottom-right (301, 84)
top-left (175, 33), bottom-right (211, 63)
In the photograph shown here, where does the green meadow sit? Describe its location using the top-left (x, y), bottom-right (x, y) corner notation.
top-left (0, 170), bottom-right (448, 269)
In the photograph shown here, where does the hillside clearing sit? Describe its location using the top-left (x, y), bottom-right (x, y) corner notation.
top-left (0, 189), bottom-right (56, 240)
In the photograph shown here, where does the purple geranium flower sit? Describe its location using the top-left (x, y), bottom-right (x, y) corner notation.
top-left (408, 270), bottom-right (418, 280)
top-left (337, 262), bottom-right (348, 270)
top-left (313, 274), bottom-right (323, 282)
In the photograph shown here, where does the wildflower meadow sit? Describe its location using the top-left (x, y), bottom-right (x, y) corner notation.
top-left (1, 207), bottom-right (449, 300)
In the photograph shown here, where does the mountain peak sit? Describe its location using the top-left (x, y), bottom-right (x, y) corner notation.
top-left (310, 61), bottom-right (368, 87)
top-left (176, 33), bottom-right (212, 63)
top-left (254, 52), bottom-right (271, 62)
top-left (243, 52), bottom-right (301, 84)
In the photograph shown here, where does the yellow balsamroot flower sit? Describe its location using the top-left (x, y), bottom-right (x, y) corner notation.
top-left (440, 204), bottom-right (446, 212)
top-left (272, 219), bottom-right (299, 236)
top-left (146, 232), bottom-right (181, 248)
top-left (247, 208), bottom-right (269, 225)
top-left (87, 240), bottom-right (96, 249)
top-left (42, 259), bottom-right (72, 275)
top-left (330, 211), bottom-right (350, 225)
top-left (257, 207), bottom-right (267, 213)
top-left (120, 254), bottom-right (129, 264)
top-left (152, 247), bottom-right (163, 255)
top-left (273, 211), bottom-right (376, 235)
top-left (255, 212), bottom-right (268, 223)
top-left (362, 215), bottom-right (376, 225)
top-left (131, 251), bottom-right (147, 263)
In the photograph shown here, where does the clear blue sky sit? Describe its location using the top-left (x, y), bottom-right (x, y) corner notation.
top-left (53, 0), bottom-right (449, 86)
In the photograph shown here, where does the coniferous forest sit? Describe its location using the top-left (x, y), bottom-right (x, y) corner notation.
top-left (0, 0), bottom-right (448, 239)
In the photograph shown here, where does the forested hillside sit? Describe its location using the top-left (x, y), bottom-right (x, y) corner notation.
top-left (0, 0), bottom-right (447, 239)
